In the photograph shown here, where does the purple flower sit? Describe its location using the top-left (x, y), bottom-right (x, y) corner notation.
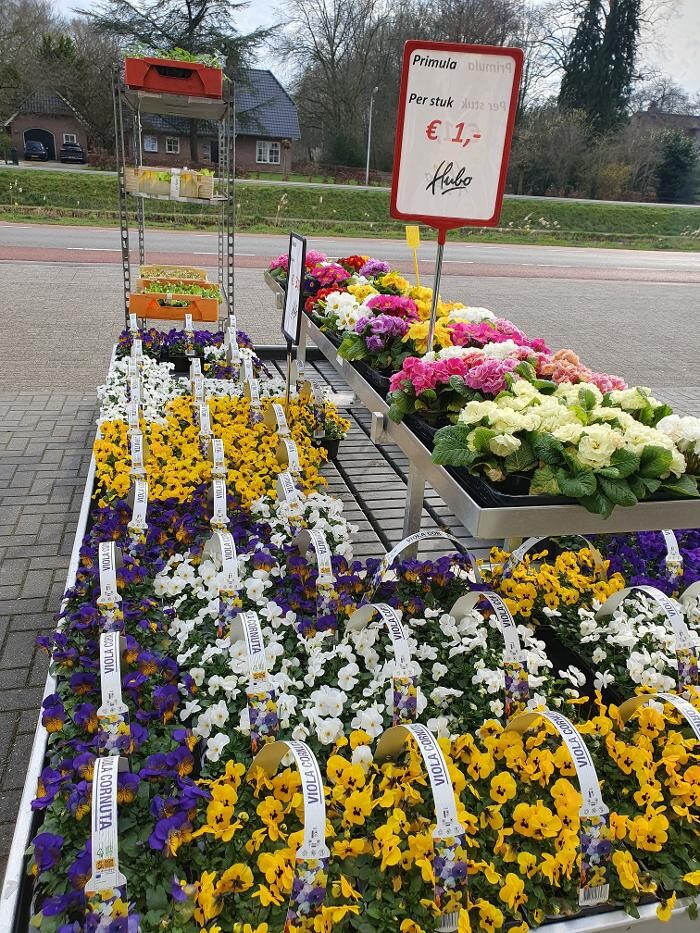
top-left (359, 259), bottom-right (390, 277)
top-left (148, 812), bottom-right (192, 856)
top-left (32, 832), bottom-right (64, 873)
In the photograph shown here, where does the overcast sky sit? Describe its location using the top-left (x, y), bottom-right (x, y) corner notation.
top-left (52, 0), bottom-right (700, 95)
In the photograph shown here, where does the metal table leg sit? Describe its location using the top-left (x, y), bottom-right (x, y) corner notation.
top-left (403, 462), bottom-right (426, 541)
top-left (297, 315), bottom-right (308, 371)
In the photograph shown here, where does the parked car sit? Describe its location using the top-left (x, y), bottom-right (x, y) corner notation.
top-left (24, 140), bottom-right (49, 161)
top-left (59, 141), bottom-right (86, 164)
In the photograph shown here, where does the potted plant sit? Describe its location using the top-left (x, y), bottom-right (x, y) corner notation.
top-left (315, 409), bottom-right (349, 461)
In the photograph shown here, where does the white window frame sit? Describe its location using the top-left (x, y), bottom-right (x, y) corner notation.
top-left (256, 139), bottom-right (281, 165)
top-left (165, 136), bottom-right (180, 154)
top-left (63, 133), bottom-right (77, 144)
top-left (143, 135), bottom-right (158, 153)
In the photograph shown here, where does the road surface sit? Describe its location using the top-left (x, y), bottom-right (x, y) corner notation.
top-left (1, 222), bottom-right (700, 282)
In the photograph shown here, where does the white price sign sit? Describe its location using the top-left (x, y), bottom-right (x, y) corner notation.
top-left (391, 41), bottom-right (522, 231)
top-left (282, 233), bottom-right (306, 345)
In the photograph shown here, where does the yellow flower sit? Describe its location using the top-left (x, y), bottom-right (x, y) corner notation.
top-left (499, 873), bottom-right (526, 911)
top-left (476, 899), bottom-right (504, 931)
top-left (377, 272), bottom-right (410, 293)
top-left (373, 823), bottom-right (402, 870)
top-left (343, 788), bottom-right (373, 826)
top-left (683, 871), bottom-right (700, 885)
top-left (612, 850), bottom-right (643, 891)
top-left (258, 850), bottom-right (293, 890)
top-left (628, 812), bottom-right (669, 852)
top-left (516, 851), bottom-right (538, 879)
top-left (216, 863), bottom-right (254, 895)
top-left (489, 772), bottom-right (517, 803)
top-left (657, 892), bottom-right (677, 921)
top-left (347, 283), bottom-right (378, 302)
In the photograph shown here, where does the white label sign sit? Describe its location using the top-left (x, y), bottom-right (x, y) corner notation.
top-left (272, 403), bottom-right (290, 436)
top-left (242, 356), bottom-right (254, 384)
top-left (190, 357), bottom-right (202, 378)
top-left (184, 313), bottom-right (193, 332)
top-left (130, 479), bottom-right (148, 530)
top-left (348, 603), bottom-right (412, 670)
top-left (392, 42), bottom-right (522, 227)
top-left (662, 529), bottom-right (683, 577)
top-left (131, 338), bottom-right (143, 361)
top-left (620, 692), bottom-right (700, 741)
top-left (282, 233), bottom-right (306, 345)
top-left (249, 740), bottom-right (328, 859)
top-left (128, 313), bottom-right (138, 333)
top-left (127, 401), bottom-right (140, 433)
top-left (129, 375), bottom-right (141, 405)
top-left (199, 404), bottom-right (212, 437)
top-left (373, 529), bottom-right (481, 587)
top-left (87, 756), bottom-right (126, 892)
top-left (98, 542), bottom-right (120, 606)
top-left (597, 585), bottom-right (693, 650)
top-left (450, 591), bottom-right (523, 662)
top-left (130, 432), bottom-right (145, 474)
top-left (231, 611), bottom-right (269, 682)
top-left (280, 438), bottom-right (300, 474)
top-left (204, 530), bottom-right (238, 593)
top-left (209, 438), bottom-right (226, 476)
top-left (306, 527), bottom-right (333, 584)
top-left (211, 478), bottom-right (228, 526)
top-left (276, 471), bottom-right (301, 511)
top-left (99, 632), bottom-right (127, 715)
top-left (192, 375), bottom-right (204, 405)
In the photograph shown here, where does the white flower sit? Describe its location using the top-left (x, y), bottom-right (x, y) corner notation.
top-left (189, 667), bottom-right (205, 686)
top-left (315, 716), bottom-right (344, 744)
top-left (205, 732), bottom-right (230, 762)
top-left (431, 662), bottom-right (448, 681)
top-left (351, 705), bottom-right (384, 738)
top-left (351, 744), bottom-right (373, 768)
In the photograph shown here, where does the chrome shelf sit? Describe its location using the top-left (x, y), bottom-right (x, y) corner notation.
top-left (123, 87), bottom-right (228, 120)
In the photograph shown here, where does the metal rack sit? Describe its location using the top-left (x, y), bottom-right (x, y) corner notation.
top-left (265, 272), bottom-right (700, 541)
top-left (112, 69), bottom-right (235, 324)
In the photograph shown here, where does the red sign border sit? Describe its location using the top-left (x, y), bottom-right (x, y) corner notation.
top-left (390, 40), bottom-right (524, 241)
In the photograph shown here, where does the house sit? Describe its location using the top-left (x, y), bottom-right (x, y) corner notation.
top-left (3, 89), bottom-right (90, 161)
top-left (131, 69), bottom-right (301, 173)
top-left (631, 104), bottom-right (700, 143)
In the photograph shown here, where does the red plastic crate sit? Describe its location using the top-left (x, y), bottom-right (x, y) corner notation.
top-left (124, 56), bottom-right (223, 99)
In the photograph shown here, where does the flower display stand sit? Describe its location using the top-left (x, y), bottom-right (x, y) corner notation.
top-left (124, 55), bottom-right (223, 99)
top-left (128, 290), bottom-right (219, 322)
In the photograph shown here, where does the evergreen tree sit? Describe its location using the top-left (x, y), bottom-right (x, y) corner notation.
top-left (559, 0), bottom-right (642, 132)
top-left (558, 0), bottom-right (604, 116)
top-left (598, 0), bottom-right (641, 130)
top-left (655, 130), bottom-right (699, 203)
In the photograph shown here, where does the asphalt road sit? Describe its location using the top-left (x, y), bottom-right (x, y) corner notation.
top-left (2, 222), bottom-right (700, 282)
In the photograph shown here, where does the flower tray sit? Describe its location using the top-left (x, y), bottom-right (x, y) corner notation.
top-left (535, 625), bottom-right (625, 709)
top-left (140, 264), bottom-right (209, 281)
top-left (352, 360), bottom-right (391, 398)
top-left (124, 56), bottom-right (223, 99)
top-left (128, 291), bottom-right (219, 322)
top-left (447, 468), bottom-right (577, 508)
top-left (137, 276), bottom-right (209, 292)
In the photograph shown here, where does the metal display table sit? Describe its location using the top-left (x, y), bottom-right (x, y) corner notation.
top-left (265, 272), bottom-right (700, 540)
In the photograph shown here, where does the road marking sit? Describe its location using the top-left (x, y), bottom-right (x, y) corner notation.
top-left (66, 246), bottom-right (118, 251)
top-left (442, 259), bottom-right (475, 264)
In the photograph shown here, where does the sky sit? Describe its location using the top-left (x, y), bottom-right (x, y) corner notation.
top-left (51, 0), bottom-right (700, 96)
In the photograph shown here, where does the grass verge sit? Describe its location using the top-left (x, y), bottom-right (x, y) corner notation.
top-left (2, 168), bottom-right (699, 250)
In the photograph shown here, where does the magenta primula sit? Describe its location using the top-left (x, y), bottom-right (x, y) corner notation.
top-left (451, 318), bottom-right (551, 354)
top-left (365, 294), bottom-right (419, 320)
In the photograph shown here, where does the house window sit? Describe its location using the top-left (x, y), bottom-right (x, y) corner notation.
top-left (165, 137), bottom-right (180, 154)
top-left (143, 135), bottom-right (158, 153)
top-left (256, 140), bottom-right (280, 164)
top-left (63, 133), bottom-right (77, 144)
top-left (201, 140), bottom-right (211, 162)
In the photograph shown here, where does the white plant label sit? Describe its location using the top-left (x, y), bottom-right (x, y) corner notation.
top-left (209, 438), bottom-right (226, 477)
top-left (129, 479), bottom-right (148, 531)
top-left (373, 529), bottom-right (480, 588)
top-left (348, 603), bottom-right (412, 670)
top-left (276, 471), bottom-right (301, 510)
top-left (198, 404), bottom-right (212, 437)
top-left (87, 755), bottom-right (126, 892)
top-left (204, 530), bottom-right (238, 593)
top-left (272, 403), bottom-right (290, 436)
top-left (99, 632), bottom-right (127, 714)
top-left (128, 313), bottom-right (138, 333)
top-left (231, 610), bottom-right (269, 682)
top-left (127, 401), bottom-right (140, 434)
top-left (662, 529), bottom-right (683, 578)
top-left (242, 356), bottom-right (254, 384)
top-left (211, 478), bottom-right (228, 526)
top-left (190, 357), bottom-right (202, 378)
top-left (130, 432), bottom-right (145, 474)
top-left (192, 375), bottom-right (204, 406)
top-left (98, 542), bottom-right (120, 606)
top-left (131, 338), bottom-right (143, 361)
top-left (184, 314), bottom-right (193, 333)
top-left (281, 438), bottom-right (301, 474)
top-left (129, 375), bottom-right (141, 405)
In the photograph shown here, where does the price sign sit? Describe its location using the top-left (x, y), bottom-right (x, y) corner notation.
top-left (282, 233), bottom-right (306, 345)
top-left (391, 41), bottom-right (522, 233)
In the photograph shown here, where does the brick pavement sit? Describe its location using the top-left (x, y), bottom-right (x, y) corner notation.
top-left (0, 391), bottom-right (95, 868)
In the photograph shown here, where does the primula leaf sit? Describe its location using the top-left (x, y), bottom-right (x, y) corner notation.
top-left (472, 426), bottom-right (498, 455)
top-left (555, 468), bottom-right (597, 498)
top-left (387, 399), bottom-right (409, 423)
top-left (571, 404), bottom-right (590, 426)
top-left (598, 448), bottom-right (640, 479)
top-left (529, 465), bottom-right (560, 495)
top-left (662, 474), bottom-right (700, 497)
top-left (578, 386), bottom-right (598, 411)
top-left (337, 333), bottom-right (367, 361)
top-left (639, 445), bottom-right (673, 478)
top-left (503, 438), bottom-right (536, 473)
top-left (597, 476), bottom-right (638, 507)
top-left (579, 488), bottom-right (614, 517)
top-left (530, 433), bottom-right (565, 466)
top-left (432, 425), bottom-right (476, 467)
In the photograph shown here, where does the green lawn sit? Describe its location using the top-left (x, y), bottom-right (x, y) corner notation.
top-left (2, 168), bottom-right (699, 249)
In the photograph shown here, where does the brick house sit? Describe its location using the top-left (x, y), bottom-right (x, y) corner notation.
top-left (131, 69), bottom-right (301, 172)
top-left (3, 89), bottom-right (89, 161)
top-left (631, 104), bottom-right (700, 143)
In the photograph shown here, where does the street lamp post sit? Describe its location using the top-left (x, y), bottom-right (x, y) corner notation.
top-left (365, 86), bottom-right (379, 187)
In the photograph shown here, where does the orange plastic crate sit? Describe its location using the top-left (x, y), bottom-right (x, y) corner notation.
top-left (128, 292), bottom-right (219, 322)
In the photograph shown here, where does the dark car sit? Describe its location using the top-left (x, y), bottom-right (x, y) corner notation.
top-left (24, 140), bottom-right (49, 161)
top-left (59, 141), bottom-right (86, 164)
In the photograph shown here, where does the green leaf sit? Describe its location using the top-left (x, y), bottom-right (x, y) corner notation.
top-left (579, 489), bottom-right (614, 517)
top-left (639, 445), bottom-right (673, 478)
top-left (530, 433), bottom-right (565, 466)
top-left (597, 476), bottom-right (638, 507)
top-left (529, 465), bottom-right (560, 495)
top-left (555, 468), bottom-right (597, 498)
top-left (146, 884), bottom-right (169, 911)
top-left (432, 425), bottom-right (477, 467)
top-left (503, 438), bottom-right (536, 473)
top-left (578, 386), bottom-right (598, 411)
top-left (472, 426), bottom-right (498, 454)
top-left (662, 474), bottom-right (700, 498)
top-left (598, 448), bottom-right (640, 479)
top-left (337, 333), bottom-right (367, 361)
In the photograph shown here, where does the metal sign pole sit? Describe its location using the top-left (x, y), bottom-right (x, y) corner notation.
top-left (425, 231), bottom-right (446, 354)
